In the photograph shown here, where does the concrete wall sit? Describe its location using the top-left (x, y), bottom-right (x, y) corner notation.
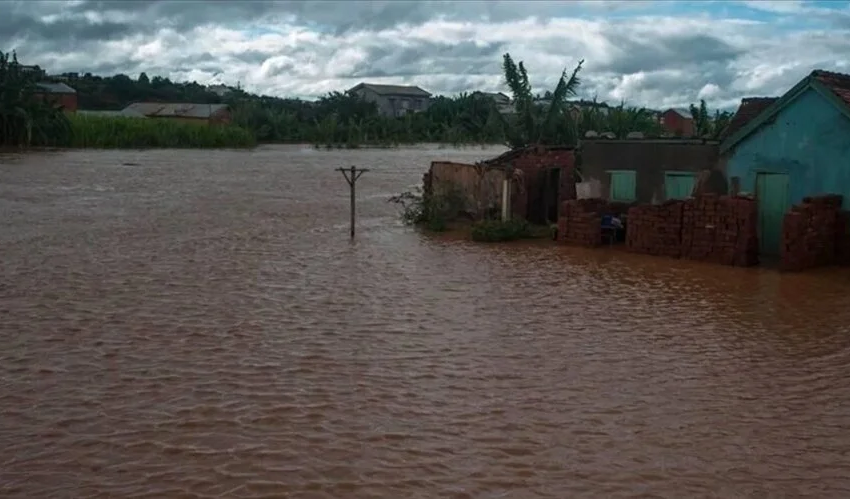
top-left (726, 87), bottom-right (850, 210)
top-left (351, 87), bottom-right (430, 118)
top-left (580, 139), bottom-right (722, 204)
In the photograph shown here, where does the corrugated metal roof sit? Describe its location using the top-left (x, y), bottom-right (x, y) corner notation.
top-left (36, 82), bottom-right (76, 94)
top-left (348, 83), bottom-right (431, 97)
top-left (78, 109), bottom-right (148, 118)
top-left (123, 102), bottom-right (229, 119)
top-left (719, 97), bottom-right (778, 141)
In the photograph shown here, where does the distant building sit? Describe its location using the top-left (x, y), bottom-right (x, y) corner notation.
top-left (122, 103), bottom-right (232, 125)
top-left (34, 82), bottom-right (78, 112)
top-left (13, 63), bottom-right (47, 78)
top-left (660, 108), bottom-right (695, 137)
top-left (347, 83), bottom-right (431, 118)
top-left (472, 91), bottom-right (515, 114)
top-left (207, 84), bottom-right (232, 97)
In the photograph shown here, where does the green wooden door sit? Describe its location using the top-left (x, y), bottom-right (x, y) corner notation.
top-left (609, 171), bottom-right (637, 202)
top-left (664, 172), bottom-right (697, 200)
top-left (756, 173), bottom-right (790, 256)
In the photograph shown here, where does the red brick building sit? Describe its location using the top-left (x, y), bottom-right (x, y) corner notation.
top-left (660, 108), bottom-right (694, 137)
top-left (481, 145), bottom-right (577, 224)
top-left (34, 82), bottom-right (78, 112)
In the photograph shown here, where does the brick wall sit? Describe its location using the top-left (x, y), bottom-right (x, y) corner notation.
top-left (781, 195), bottom-right (843, 271)
top-left (626, 201), bottom-right (684, 258)
top-left (557, 198), bottom-right (631, 247)
top-left (681, 195), bottom-right (758, 266)
top-left (625, 194), bottom-right (758, 267)
top-left (500, 147), bottom-right (576, 223)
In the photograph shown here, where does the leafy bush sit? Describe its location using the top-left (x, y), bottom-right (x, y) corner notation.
top-left (389, 183), bottom-right (467, 231)
top-left (470, 218), bottom-right (532, 242)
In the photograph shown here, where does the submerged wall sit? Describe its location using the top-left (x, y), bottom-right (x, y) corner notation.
top-left (624, 195), bottom-right (759, 267)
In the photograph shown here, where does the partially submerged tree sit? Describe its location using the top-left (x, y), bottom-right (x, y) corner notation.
top-left (496, 53), bottom-right (585, 148)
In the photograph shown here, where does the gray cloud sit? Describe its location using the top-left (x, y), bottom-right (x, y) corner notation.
top-left (3, 0), bottom-right (850, 111)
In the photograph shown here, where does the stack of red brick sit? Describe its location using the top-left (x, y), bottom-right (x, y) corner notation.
top-left (557, 199), bottom-right (631, 247)
top-left (681, 195), bottom-right (759, 266)
top-left (781, 195), bottom-right (843, 271)
top-left (625, 201), bottom-right (684, 257)
top-left (625, 194), bottom-right (759, 267)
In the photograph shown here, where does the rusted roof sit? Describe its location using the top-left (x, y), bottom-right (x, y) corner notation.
top-left (348, 83), bottom-right (431, 97)
top-left (123, 102), bottom-right (229, 119)
top-left (719, 97), bottom-right (778, 141)
top-left (721, 68), bottom-right (850, 153)
top-left (35, 82), bottom-right (76, 94)
top-left (812, 70), bottom-right (850, 108)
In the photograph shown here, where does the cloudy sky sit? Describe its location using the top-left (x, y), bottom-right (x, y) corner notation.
top-left (4, 0), bottom-right (850, 109)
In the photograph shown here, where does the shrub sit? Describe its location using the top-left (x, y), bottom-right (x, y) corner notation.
top-left (389, 183), bottom-right (467, 231)
top-left (470, 218), bottom-right (532, 242)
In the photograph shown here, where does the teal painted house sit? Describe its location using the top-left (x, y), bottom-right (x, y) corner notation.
top-left (721, 70), bottom-right (850, 255)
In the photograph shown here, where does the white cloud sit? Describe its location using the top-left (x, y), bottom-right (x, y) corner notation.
top-left (4, 1), bottom-right (850, 110)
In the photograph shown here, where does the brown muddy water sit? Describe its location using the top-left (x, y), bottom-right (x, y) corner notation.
top-left (3, 144), bottom-right (850, 498)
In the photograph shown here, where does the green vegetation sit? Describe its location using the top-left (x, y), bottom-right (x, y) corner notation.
top-left (690, 99), bottom-right (733, 139)
top-left (68, 114), bottom-right (255, 149)
top-left (33, 52), bottom-right (733, 148)
top-left (0, 51), bottom-right (71, 147)
top-left (389, 184), bottom-right (467, 232)
top-left (470, 219), bottom-right (533, 242)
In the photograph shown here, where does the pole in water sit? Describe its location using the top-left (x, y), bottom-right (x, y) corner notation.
top-left (336, 165), bottom-right (368, 239)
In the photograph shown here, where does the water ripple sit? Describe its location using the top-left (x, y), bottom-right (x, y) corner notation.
top-left (2, 145), bottom-right (850, 498)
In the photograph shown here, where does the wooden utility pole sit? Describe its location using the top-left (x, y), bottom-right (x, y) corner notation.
top-left (337, 166), bottom-right (369, 239)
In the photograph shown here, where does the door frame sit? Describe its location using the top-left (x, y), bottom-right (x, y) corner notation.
top-left (755, 171), bottom-right (791, 257)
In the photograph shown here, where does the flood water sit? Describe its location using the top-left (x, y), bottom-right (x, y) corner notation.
top-left (3, 144), bottom-right (850, 498)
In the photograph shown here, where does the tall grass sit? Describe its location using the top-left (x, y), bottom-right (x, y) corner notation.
top-left (68, 114), bottom-right (256, 149)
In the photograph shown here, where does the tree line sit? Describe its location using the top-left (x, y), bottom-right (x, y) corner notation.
top-left (2, 49), bottom-right (733, 149)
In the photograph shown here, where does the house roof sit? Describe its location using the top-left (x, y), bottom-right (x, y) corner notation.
top-left (78, 109), bottom-right (148, 118)
top-left (811, 70), bottom-right (850, 107)
top-left (348, 83), bottom-right (431, 97)
top-left (474, 91), bottom-right (510, 101)
top-left (123, 102), bottom-right (229, 119)
top-left (480, 145), bottom-right (575, 168)
top-left (720, 69), bottom-right (850, 153)
top-left (719, 97), bottom-right (778, 141)
top-left (35, 82), bottom-right (76, 94)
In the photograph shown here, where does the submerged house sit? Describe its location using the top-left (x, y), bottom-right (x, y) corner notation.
top-left (427, 145), bottom-right (576, 224)
top-left (721, 69), bottom-right (850, 256)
